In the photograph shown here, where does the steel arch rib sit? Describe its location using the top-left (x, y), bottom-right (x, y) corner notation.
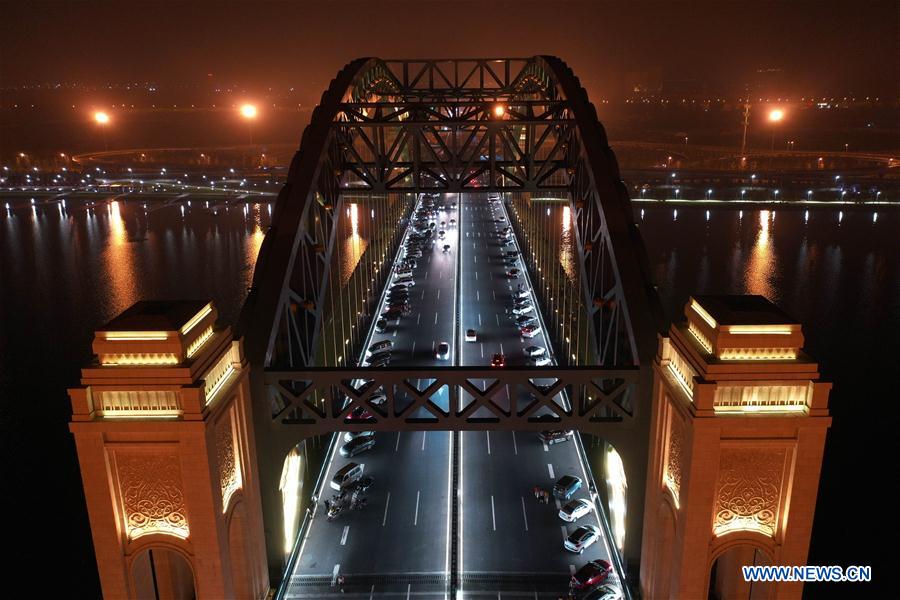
top-left (236, 57), bottom-right (383, 366)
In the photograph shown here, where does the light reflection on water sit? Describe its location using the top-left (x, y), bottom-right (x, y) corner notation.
top-left (744, 209), bottom-right (775, 298)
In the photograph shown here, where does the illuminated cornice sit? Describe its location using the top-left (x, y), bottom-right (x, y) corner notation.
top-left (688, 322), bottom-right (713, 353)
top-left (186, 325), bottom-right (214, 358)
top-left (101, 353), bottom-right (179, 366)
top-left (719, 347), bottom-right (797, 361)
top-left (727, 325), bottom-right (793, 335)
top-left (103, 331), bottom-right (168, 341)
top-left (690, 299), bottom-right (717, 329)
top-left (180, 303), bottom-right (213, 336)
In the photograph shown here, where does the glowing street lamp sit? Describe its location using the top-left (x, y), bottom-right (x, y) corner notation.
top-left (240, 104), bottom-right (258, 146)
top-left (706, 188), bottom-right (712, 200)
top-left (807, 190), bottom-right (813, 201)
top-left (93, 111), bottom-right (111, 150)
top-left (767, 108), bottom-right (785, 151)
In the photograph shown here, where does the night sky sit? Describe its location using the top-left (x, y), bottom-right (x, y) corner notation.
top-left (1, 0), bottom-right (897, 96)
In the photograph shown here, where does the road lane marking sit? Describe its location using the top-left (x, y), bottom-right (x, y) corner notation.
top-left (414, 490), bottom-right (420, 526)
top-left (491, 495), bottom-right (496, 531)
top-left (475, 271), bottom-right (478, 280)
top-left (492, 291), bottom-right (496, 300)
top-left (425, 271), bottom-right (429, 280)
top-left (340, 525), bottom-right (349, 545)
top-left (382, 492), bottom-right (391, 526)
top-left (411, 341), bottom-right (416, 356)
top-left (476, 291), bottom-right (479, 301)
top-left (437, 289), bottom-right (440, 299)
top-left (569, 564), bottom-right (576, 576)
top-left (548, 463), bottom-right (555, 479)
top-left (480, 343), bottom-right (484, 358)
top-left (417, 314), bottom-right (421, 325)
top-left (332, 564), bottom-right (340, 586)
top-left (395, 432), bottom-right (401, 452)
top-left (496, 314), bottom-right (500, 326)
top-left (500, 342), bottom-right (504, 355)
top-left (486, 431), bottom-right (491, 455)
top-left (434, 313), bottom-right (438, 325)
top-left (474, 256), bottom-right (477, 263)
top-left (512, 431), bottom-right (518, 455)
top-left (407, 584), bottom-right (411, 600)
top-left (370, 584), bottom-right (375, 599)
top-left (393, 330), bottom-right (397, 337)
top-left (422, 431), bottom-right (427, 451)
top-left (478, 313), bottom-right (482, 326)
top-left (543, 441), bottom-right (549, 452)
top-left (520, 496), bottom-right (529, 531)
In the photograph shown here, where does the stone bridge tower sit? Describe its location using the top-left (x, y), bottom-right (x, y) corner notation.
top-left (69, 301), bottom-right (269, 598)
top-left (640, 295), bottom-right (831, 599)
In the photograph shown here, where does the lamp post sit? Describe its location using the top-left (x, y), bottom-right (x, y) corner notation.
top-left (240, 103), bottom-right (257, 146)
top-left (767, 108), bottom-right (784, 151)
top-left (94, 111), bottom-right (111, 151)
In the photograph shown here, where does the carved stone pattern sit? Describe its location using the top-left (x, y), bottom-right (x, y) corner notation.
top-left (664, 412), bottom-right (684, 503)
top-left (217, 412), bottom-right (241, 509)
top-left (714, 447), bottom-right (785, 537)
top-left (117, 453), bottom-right (189, 539)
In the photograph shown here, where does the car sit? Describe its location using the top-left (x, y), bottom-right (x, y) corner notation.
top-left (512, 305), bottom-right (534, 316)
top-left (400, 259), bottom-right (417, 269)
top-left (501, 239), bottom-right (515, 247)
top-left (515, 289), bottom-right (530, 298)
top-left (339, 434), bottom-right (376, 458)
top-left (582, 584), bottom-right (623, 600)
top-left (347, 406), bottom-right (374, 421)
top-left (529, 356), bottom-right (551, 366)
top-left (497, 216), bottom-right (506, 221)
top-left (449, 219), bottom-right (456, 226)
top-left (393, 278), bottom-right (415, 287)
top-left (366, 350), bottom-right (392, 365)
top-left (394, 267), bottom-right (413, 277)
top-left (503, 257), bottom-right (518, 265)
top-left (387, 294), bottom-right (409, 304)
top-left (440, 221), bottom-right (446, 227)
top-left (506, 269), bottom-right (520, 278)
top-left (513, 298), bottom-right (532, 308)
top-left (368, 392), bottom-right (387, 406)
top-left (465, 329), bottom-right (477, 342)
top-left (521, 325), bottom-right (541, 338)
top-left (500, 226), bottom-right (511, 233)
top-left (389, 303), bottom-right (412, 315)
top-left (368, 356), bottom-right (391, 367)
top-left (405, 251), bottom-right (422, 259)
top-left (436, 342), bottom-right (450, 360)
top-left (564, 525), bottom-right (600, 554)
top-left (515, 317), bottom-right (537, 328)
top-left (524, 345), bottom-right (545, 357)
top-left (367, 340), bottom-right (393, 354)
top-left (553, 475), bottom-right (583, 500)
top-left (571, 559), bottom-right (613, 590)
top-left (438, 230), bottom-right (446, 239)
top-left (443, 244), bottom-right (451, 253)
top-left (559, 498), bottom-right (593, 523)
top-left (344, 430), bottom-right (375, 443)
top-left (374, 318), bottom-right (388, 333)
top-left (504, 250), bottom-right (519, 257)
top-left (383, 307), bottom-right (406, 320)
top-left (539, 430), bottom-right (574, 445)
top-left (390, 284), bottom-right (410, 293)
top-left (491, 353), bottom-right (506, 367)
top-left (488, 194), bottom-right (500, 200)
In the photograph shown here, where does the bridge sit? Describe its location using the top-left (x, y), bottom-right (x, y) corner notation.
top-left (68, 57), bottom-right (832, 600)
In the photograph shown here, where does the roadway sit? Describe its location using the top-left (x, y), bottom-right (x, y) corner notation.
top-left (284, 193), bottom-right (620, 599)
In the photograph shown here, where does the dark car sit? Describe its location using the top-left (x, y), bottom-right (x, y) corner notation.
top-left (539, 430), bottom-right (574, 445)
top-left (553, 475), bottom-right (582, 500)
top-left (368, 340), bottom-right (393, 354)
top-left (366, 350), bottom-right (392, 365)
top-left (339, 434), bottom-right (376, 458)
top-left (515, 315), bottom-right (536, 327)
top-left (571, 560), bottom-right (613, 590)
top-left (347, 406), bottom-right (374, 421)
top-left (374, 318), bottom-right (388, 333)
top-left (491, 353), bottom-right (505, 367)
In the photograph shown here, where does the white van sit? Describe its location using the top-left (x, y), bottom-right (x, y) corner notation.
top-left (330, 462), bottom-right (363, 490)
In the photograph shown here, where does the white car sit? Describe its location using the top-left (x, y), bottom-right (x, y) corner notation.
top-left (564, 525), bottom-right (601, 554)
top-left (512, 305), bottom-right (534, 316)
top-left (344, 430), bottom-right (375, 443)
top-left (558, 498), bottom-right (593, 523)
top-left (524, 345), bottom-right (545, 357)
top-left (521, 325), bottom-right (542, 338)
top-left (435, 341), bottom-right (450, 360)
top-left (515, 289), bottom-right (530, 299)
top-left (488, 194), bottom-right (500, 201)
top-left (465, 329), bottom-right (477, 342)
top-left (530, 356), bottom-right (551, 367)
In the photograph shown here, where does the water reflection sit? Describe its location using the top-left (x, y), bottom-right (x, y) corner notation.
top-left (559, 205), bottom-right (577, 282)
top-left (341, 202), bottom-right (368, 285)
top-left (104, 200), bottom-right (139, 311)
top-left (744, 210), bottom-right (776, 299)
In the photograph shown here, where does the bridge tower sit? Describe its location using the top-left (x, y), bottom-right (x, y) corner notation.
top-left (69, 301), bottom-right (269, 599)
top-left (640, 295), bottom-right (831, 599)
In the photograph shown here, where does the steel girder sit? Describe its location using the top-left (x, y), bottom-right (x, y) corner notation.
top-left (266, 366), bottom-right (639, 436)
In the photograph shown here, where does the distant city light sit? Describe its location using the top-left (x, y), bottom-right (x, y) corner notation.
top-left (240, 104), bottom-right (257, 119)
top-left (492, 104), bottom-right (506, 118)
top-left (768, 108), bottom-right (785, 122)
top-left (94, 111), bottom-right (110, 125)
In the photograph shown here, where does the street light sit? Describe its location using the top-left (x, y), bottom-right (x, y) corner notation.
top-left (93, 111), bottom-right (111, 150)
top-left (767, 108), bottom-right (784, 151)
top-left (240, 104), bottom-right (257, 146)
top-left (492, 104), bottom-right (506, 118)
top-left (706, 188), bottom-right (712, 200)
top-left (807, 190), bottom-right (813, 201)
